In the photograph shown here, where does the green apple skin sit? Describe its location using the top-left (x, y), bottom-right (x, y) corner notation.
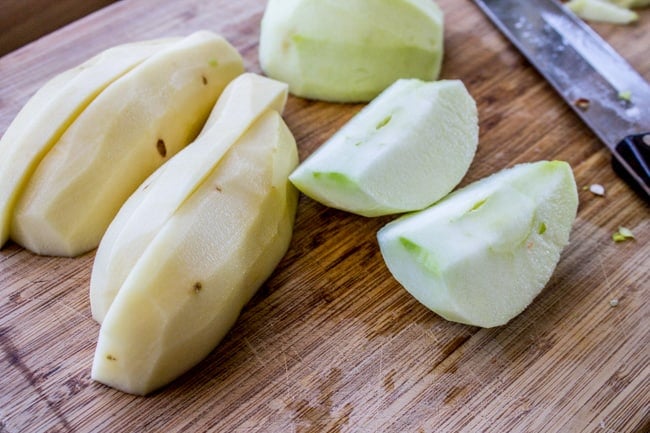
top-left (90, 74), bottom-right (298, 395)
top-left (0, 38), bottom-right (179, 251)
top-left (259, 0), bottom-right (444, 102)
top-left (377, 161), bottom-right (579, 328)
top-left (289, 79), bottom-right (478, 217)
top-left (10, 31), bottom-right (244, 257)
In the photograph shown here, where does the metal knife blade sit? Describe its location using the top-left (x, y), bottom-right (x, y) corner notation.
top-left (473, 0), bottom-right (650, 202)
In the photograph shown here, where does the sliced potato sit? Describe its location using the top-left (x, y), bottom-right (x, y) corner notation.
top-left (90, 74), bottom-right (298, 395)
top-left (10, 31), bottom-right (244, 257)
top-left (90, 73), bottom-right (289, 323)
top-left (0, 38), bottom-right (179, 249)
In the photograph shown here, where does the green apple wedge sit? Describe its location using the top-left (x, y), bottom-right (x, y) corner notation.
top-left (377, 161), bottom-right (578, 328)
top-left (90, 73), bottom-right (289, 323)
top-left (289, 79), bottom-right (478, 217)
top-left (10, 30), bottom-right (244, 257)
top-left (90, 74), bottom-right (298, 395)
top-left (259, 0), bottom-right (444, 102)
top-left (0, 37), bottom-right (179, 250)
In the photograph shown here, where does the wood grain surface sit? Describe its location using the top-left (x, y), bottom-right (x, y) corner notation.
top-left (0, 1), bottom-right (648, 432)
top-left (0, 0), bottom-right (118, 56)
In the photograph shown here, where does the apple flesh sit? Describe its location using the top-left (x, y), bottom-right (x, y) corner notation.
top-left (289, 79), bottom-right (478, 217)
top-left (9, 31), bottom-right (244, 257)
top-left (90, 74), bottom-right (298, 395)
top-left (377, 161), bottom-right (578, 328)
top-left (0, 37), bottom-right (179, 250)
top-left (259, 0), bottom-right (444, 102)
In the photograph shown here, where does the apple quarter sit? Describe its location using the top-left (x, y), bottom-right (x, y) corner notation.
top-left (377, 161), bottom-right (579, 328)
top-left (289, 79), bottom-right (479, 217)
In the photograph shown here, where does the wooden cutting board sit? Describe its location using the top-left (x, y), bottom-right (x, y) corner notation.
top-left (0, 1), bottom-right (648, 432)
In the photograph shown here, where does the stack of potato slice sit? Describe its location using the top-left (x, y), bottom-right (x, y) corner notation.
top-left (0, 31), bottom-right (244, 256)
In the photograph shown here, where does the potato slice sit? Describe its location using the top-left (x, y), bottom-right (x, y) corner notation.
top-left (0, 38), bottom-right (178, 249)
top-left (90, 74), bottom-right (298, 395)
top-left (566, 0), bottom-right (639, 23)
top-left (90, 73), bottom-right (289, 323)
top-left (10, 31), bottom-right (244, 257)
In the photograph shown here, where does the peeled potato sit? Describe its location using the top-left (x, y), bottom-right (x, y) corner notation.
top-left (90, 74), bottom-right (298, 395)
top-left (7, 31), bottom-right (244, 257)
top-left (0, 37), bottom-right (179, 249)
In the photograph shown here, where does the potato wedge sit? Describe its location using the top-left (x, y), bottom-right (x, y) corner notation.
top-left (0, 38), bottom-right (178, 249)
top-left (90, 74), bottom-right (298, 395)
top-left (90, 73), bottom-right (289, 323)
top-left (10, 31), bottom-right (244, 256)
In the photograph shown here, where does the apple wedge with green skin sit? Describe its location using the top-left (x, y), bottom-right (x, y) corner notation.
top-left (10, 31), bottom-right (244, 257)
top-left (90, 73), bottom-right (289, 323)
top-left (259, 0), bottom-right (444, 102)
top-left (0, 37), bottom-right (179, 250)
top-left (289, 79), bottom-right (478, 217)
top-left (90, 74), bottom-right (298, 395)
top-left (378, 161), bottom-right (578, 328)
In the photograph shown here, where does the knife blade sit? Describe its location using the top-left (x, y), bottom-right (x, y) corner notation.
top-left (473, 0), bottom-right (650, 202)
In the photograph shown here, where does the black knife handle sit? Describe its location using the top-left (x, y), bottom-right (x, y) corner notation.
top-left (611, 133), bottom-right (650, 204)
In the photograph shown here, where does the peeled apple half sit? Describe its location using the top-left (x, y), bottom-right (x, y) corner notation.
top-left (90, 73), bottom-right (299, 395)
top-left (289, 79), bottom-right (478, 216)
top-left (259, 0), bottom-right (444, 102)
top-left (378, 161), bottom-right (578, 328)
top-left (5, 30), bottom-right (244, 257)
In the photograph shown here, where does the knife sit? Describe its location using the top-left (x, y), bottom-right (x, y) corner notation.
top-left (472, 0), bottom-right (650, 202)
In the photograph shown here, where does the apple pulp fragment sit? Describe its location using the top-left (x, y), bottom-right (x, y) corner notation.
top-left (377, 161), bottom-right (579, 328)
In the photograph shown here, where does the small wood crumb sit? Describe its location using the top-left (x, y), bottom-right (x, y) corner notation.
top-left (589, 184), bottom-right (605, 196)
top-left (193, 282), bottom-right (203, 294)
top-left (574, 98), bottom-right (590, 111)
top-left (202, 75), bottom-right (208, 85)
top-left (106, 354), bottom-right (117, 361)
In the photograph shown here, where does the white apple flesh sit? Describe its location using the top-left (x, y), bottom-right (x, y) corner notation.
top-left (259, 0), bottom-right (444, 102)
top-left (377, 161), bottom-right (579, 328)
top-left (289, 79), bottom-right (478, 217)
